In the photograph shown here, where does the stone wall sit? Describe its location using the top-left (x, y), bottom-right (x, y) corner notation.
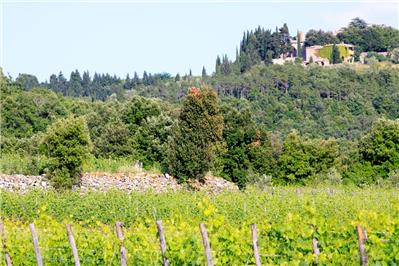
top-left (0, 172), bottom-right (238, 193)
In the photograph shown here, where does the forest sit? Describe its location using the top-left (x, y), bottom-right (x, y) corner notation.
top-left (2, 62), bottom-right (399, 189)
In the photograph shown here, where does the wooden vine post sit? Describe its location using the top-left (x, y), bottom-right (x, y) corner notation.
top-left (356, 225), bottom-right (368, 265)
top-left (115, 222), bottom-right (127, 266)
top-left (156, 220), bottom-right (169, 266)
top-left (29, 223), bottom-right (43, 266)
top-left (199, 223), bottom-right (213, 266)
top-left (251, 224), bottom-right (261, 266)
top-left (312, 238), bottom-right (320, 263)
top-left (311, 224), bottom-right (320, 264)
top-left (66, 224), bottom-right (80, 266)
top-left (0, 222), bottom-right (12, 266)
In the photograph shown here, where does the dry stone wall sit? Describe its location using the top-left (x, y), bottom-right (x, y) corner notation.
top-left (0, 173), bottom-right (238, 193)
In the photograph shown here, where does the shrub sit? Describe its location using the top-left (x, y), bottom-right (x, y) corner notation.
top-left (359, 118), bottom-right (399, 174)
top-left (42, 116), bottom-right (91, 189)
top-left (343, 118), bottom-right (399, 185)
top-left (167, 87), bottom-right (223, 182)
top-left (277, 131), bottom-right (340, 184)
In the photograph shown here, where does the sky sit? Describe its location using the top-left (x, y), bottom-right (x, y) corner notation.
top-left (1, 0), bottom-right (398, 81)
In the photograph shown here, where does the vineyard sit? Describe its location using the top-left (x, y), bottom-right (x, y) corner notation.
top-left (1, 187), bottom-right (399, 265)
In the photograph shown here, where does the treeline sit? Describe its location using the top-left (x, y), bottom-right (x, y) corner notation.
top-left (15, 70), bottom-right (173, 100)
top-left (12, 63), bottom-right (399, 140)
top-left (1, 64), bottom-right (398, 189)
top-left (215, 23), bottom-right (292, 74)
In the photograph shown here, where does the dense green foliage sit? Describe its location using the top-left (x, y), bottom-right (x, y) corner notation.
top-left (304, 18), bottom-right (399, 55)
top-left (277, 131), bottom-right (339, 184)
top-left (167, 87), bottom-right (223, 182)
top-left (1, 62), bottom-right (399, 187)
top-left (43, 116), bottom-right (92, 188)
top-left (304, 29), bottom-right (338, 47)
top-left (1, 188), bottom-right (398, 264)
top-left (337, 18), bottom-right (399, 53)
top-left (344, 118), bottom-right (399, 185)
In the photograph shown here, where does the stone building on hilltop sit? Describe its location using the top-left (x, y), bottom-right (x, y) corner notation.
top-left (273, 30), bottom-right (354, 66)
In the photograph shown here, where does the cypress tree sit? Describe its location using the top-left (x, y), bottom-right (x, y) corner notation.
top-left (143, 71), bottom-right (149, 85)
top-left (297, 31), bottom-right (302, 60)
top-left (175, 73), bottom-right (181, 82)
top-left (202, 66), bottom-right (207, 77)
top-left (133, 72), bottom-right (140, 87)
top-left (215, 55), bottom-right (221, 74)
top-left (57, 71), bottom-right (68, 95)
top-left (70, 70), bottom-right (83, 96)
top-left (82, 72), bottom-right (91, 97)
top-left (124, 73), bottom-right (131, 89)
top-left (331, 44), bottom-right (342, 64)
top-left (167, 87), bottom-right (223, 182)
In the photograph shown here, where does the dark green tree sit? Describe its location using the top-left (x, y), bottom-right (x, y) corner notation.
top-left (69, 70), bottom-right (83, 96)
top-left (349, 17), bottom-right (367, 29)
top-left (124, 73), bottom-right (131, 90)
top-left (278, 131), bottom-right (339, 184)
top-left (331, 44), bottom-right (342, 64)
top-left (133, 72), bottom-right (140, 87)
top-left (82, 71), bottom-right (91, 96)
top-left (49, 74), bottom-right (58, 91)
top-left (167, 87), bottom-right (223, 182)
top-left (219, 107), bottom-right (259, 188)
top-left (143, 71), bottom-right (149, 85)
top-left (42, 116), bottom-right (91, 189)
top-left (57, 72), bottom-right (68, 95)
top-left (345, 118), bottom-right (399, 184)
top-left (304, 30), bottom-right (338, 46)
top-left (359, 118), bottom-right (399, 172)
top-left (296, 32), bottom-right (302, 60)
top-left (215, 55), bottom-right (221, 75)
top-left (16, 74), bottom-right (39, 90)
top-left (202, 66), bottom-right (207, 77)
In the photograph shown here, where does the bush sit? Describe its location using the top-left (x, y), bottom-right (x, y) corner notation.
top-left (277, 131), bottom-right (340, 184)
top-left (42, 116), bottom-right (91, 189)
top-left (167, 87), bottom-right (223, 182)
top-left (345, 118), bottom-right (399, 185)
top-left (359, 118), bottom-right (399, 175)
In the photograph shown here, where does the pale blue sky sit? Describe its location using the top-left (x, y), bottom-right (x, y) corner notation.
top-left (1, 0), bottom-right (398, 81)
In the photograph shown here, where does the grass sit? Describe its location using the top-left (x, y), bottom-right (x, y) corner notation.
top-left (0, 153), bottom-right (162, 175)
top-left (1, 186), bottom-right (397, 226)
top-left (0, 153), bottom-right (50, 175)
top-left (317, 45), bottom-right (350, 61)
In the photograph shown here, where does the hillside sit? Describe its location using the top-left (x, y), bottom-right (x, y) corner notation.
top-left (2, 62), bottom-right (399, 188)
